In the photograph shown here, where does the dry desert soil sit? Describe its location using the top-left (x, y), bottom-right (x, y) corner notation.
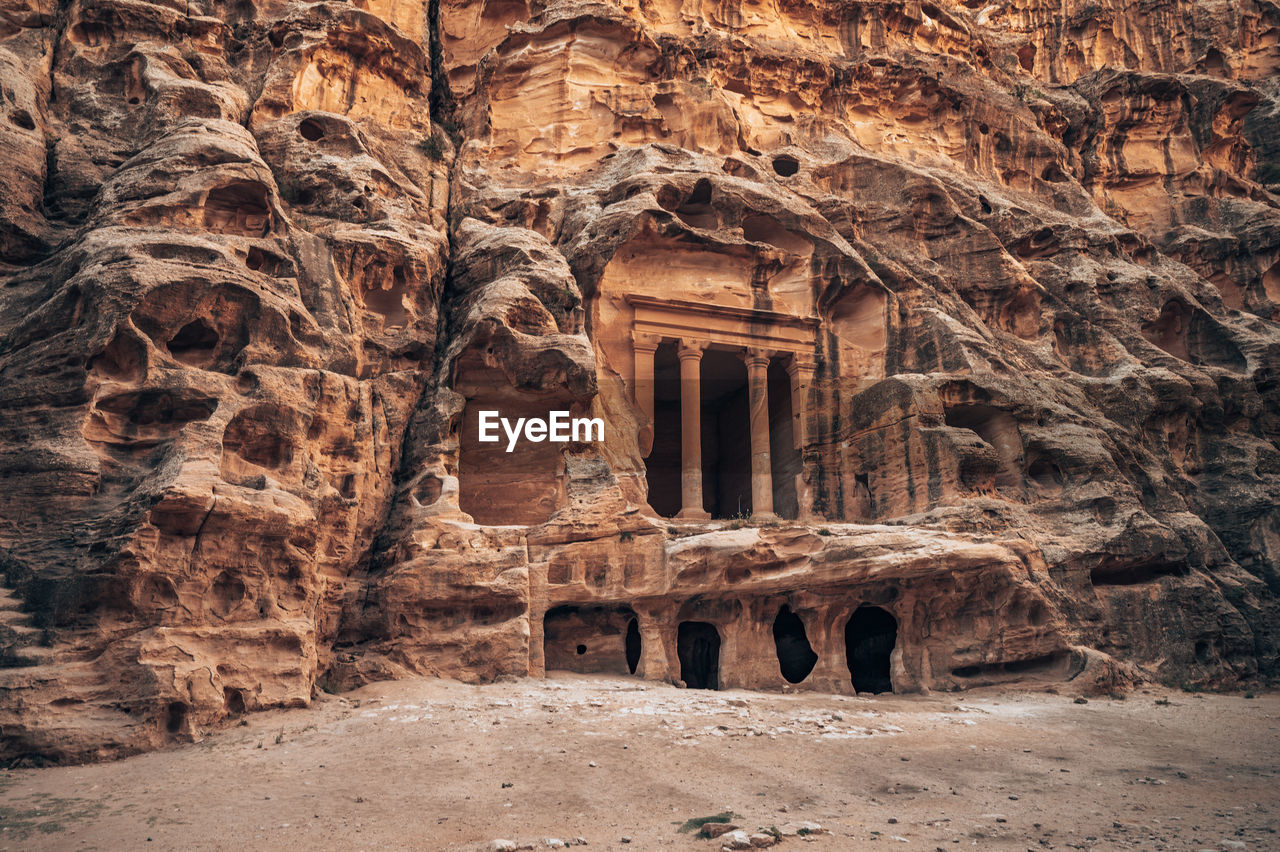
top-left (1, 675), bottom-right (1277, 851)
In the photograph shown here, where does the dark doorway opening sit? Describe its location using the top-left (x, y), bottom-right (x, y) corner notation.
top-left (644, 341), bottom-right (682, 517)
top-left (772, 605), bottom-right (818, 683)
top-left (625, 618), bottom-right (642, 675)
top-left (767, 359), bottom-right (800, 519)
top-left (544, 605), bottom-right (638, 674)
top-left (845, 606), bottom-right (896, 693)
top-left (677, 621), bottom-right (721, 689)
top-left (703, 349), bottom-right (751, 518)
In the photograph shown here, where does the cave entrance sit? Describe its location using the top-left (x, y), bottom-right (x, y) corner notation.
top-left (642, 345), bottom-right (798, 520)
top-left (625, 617), bottom-right (642, 674)
top-left (544, 605), bottom-right (639, 675)
top-left (677, 621), bottom-right (721, 689)
top-left (845, 606), bottom-right (896, 693)
top-left (772, 604), bottom-right (818, 684)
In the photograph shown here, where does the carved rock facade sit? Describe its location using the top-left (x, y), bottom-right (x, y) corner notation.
top-left (0, 0), bottom-right (1277, 762)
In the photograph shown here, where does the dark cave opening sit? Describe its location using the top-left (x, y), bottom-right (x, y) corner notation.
top-left (677, 621), bottom-right (721, 690)
top-left (625, 617), bottom-right (641, 675)
top-left (772, 604), bottom-right (818, 684)
top-left (845, 606), bottom-right (896, 694)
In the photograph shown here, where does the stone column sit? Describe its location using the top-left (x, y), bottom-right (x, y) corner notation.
top-left (632, 332), bottom-right (660, 458)
top-left (786, 355), bottom-right (816, 450)
top-left (743, 347), bottom-right (777, 521)
top-left (676, 339), bottom-right (710, 519)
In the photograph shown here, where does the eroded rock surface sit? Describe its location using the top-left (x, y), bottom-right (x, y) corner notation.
top-left (1, 0), bottom-right (1277, 762)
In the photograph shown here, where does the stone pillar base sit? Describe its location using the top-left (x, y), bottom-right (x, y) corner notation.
top-left (676, 508), bottom-right (711, 520)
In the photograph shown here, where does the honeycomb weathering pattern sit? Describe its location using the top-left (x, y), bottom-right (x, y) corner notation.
top-left (0, 0), bottom-right (1277, 762)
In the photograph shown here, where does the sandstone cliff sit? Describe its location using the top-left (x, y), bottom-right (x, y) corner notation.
top-left (1, 0), bottom-right (1277, 763)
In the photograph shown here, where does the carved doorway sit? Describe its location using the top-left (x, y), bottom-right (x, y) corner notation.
top-left (677, 621), bottom-right (721, 689)
top-left (845, 606), bottom-right (896, 693)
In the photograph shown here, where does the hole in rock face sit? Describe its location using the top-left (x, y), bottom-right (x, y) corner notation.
top-left (9, 109), bottom-right (36, 130)
top-left (224, 688), bottom-right (246, 715)
top-left (845, 606), bottom-right (896, 693)
top-left (1017, 43), bottom-right (1036, 72)
top-left (362, 267), bottom-right (410, 327)
top-left (88, 332), bottom-right (146, 381)
top-left (167, 319), bottom-right (219, 364)
top-left (945, 402), bottom-right (1024, 488)
top-left (625, 618), bottom-right (641, 674)
top-left (1041, 163), bottom-right (1068, 182)
top-left (165, 702), bottom-right (187, 734)
top-left (1089, 558), bottom-right (1188, 586)
top-left (298, 118), bottom-right (325, 141)
top-left (1027, 456), bottom-right (1063, 492)
top-left (244, 246), bottom-right (286, 276)
top-left (222, 405), bottom-right (294, 469)
top-left (340, 473), bottom-right (357, 499)
top-left (673, 178), bottom-right (718, 229)
top-left (677, 621), bottom-right (721, 690)
top-left (208, 571), bottom-right (247, 618)
top-left (772, 605), bottom-right (818, 684)
top-left (543, 606), bottom-right (638, 675)
top-left (203, 181), bottom-right (271, 237)
top-left (951, 652), bottom-right (1065, 679)
top-left (95, 389), bottom-right (218, 428)
top-left (1194, 639), bottom-right (1212, 663)
top-left (413, 475), bottom-right (442, 506)
top-left (772, 155), bottom-right (799, 177)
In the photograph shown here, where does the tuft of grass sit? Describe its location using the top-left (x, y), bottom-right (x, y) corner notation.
top-left (274, 729), bottom-right (284, 744)
top-left (677, 812), bottom-right (739, 833)
top-left (818, 528), bottom-right (832, 536)
top-left (416, 134), bottom-right (445, 161)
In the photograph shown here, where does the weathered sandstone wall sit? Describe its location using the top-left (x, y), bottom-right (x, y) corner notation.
top-left (1, 0), bottom-right (1277, 762)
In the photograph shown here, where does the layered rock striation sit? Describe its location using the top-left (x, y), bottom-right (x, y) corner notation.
top-left (0, 0), bottom-right (1277, 762)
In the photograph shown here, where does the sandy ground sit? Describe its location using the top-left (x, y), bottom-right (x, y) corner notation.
top-left (1, 675), bottom-right (1277, 851)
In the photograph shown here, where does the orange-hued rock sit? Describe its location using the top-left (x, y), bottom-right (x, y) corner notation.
top-left (0, 0), bottom-right (1278, 763)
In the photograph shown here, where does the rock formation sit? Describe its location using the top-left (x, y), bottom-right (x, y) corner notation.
top-left (0, 0), bottom-right (1277, 763)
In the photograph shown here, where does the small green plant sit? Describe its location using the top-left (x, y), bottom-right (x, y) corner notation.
top-left (818, 527), bottom-right (832, 536)
top-left (274, 729), bottom-right (284, 744)
top-left (678, 812), bottom-right (739, 834)
top-left (667, 526), bottom-right (678, 535)
top-left (437, 118), bottom-right (463, 146)
top-left (1011, 82), bottom-right (1048, 103)
top-left (417, 134), bottom-right (445, 161)
top-left (1244, 691), bottom-right (1256, 699)
top-left (619, 530), bottom-right (633, 542)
